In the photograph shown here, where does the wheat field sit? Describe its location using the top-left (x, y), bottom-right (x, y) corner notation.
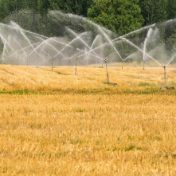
top-left (0, 65), bottom-right (176, 175)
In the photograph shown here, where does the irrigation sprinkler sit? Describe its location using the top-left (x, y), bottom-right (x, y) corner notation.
top-left (163, 66), bottom-right (167, 87)
top-left (104, 58), bottom-right (109, 83)
top-left (75, 57), bottom-right (78, 75)
top-left (3, 16), bottom-right (176, 91)
top-left (77, 48), bottom-right (109, 82)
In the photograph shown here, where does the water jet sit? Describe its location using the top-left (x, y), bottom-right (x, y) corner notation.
top-left (0, 10), bottom-right (176, 88)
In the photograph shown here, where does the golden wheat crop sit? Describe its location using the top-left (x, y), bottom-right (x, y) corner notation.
top-left (0, 65), bottom-right (176, 175)
top-left (0, 64), bottom-right (175, 91)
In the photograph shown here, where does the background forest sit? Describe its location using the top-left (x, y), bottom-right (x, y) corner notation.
top-left (0, 0), bottom-right (176, 35)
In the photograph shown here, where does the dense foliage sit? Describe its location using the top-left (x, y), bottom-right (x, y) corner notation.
top-left (0, 0), bottom-right (176, 35)
top-left (87, 0), bottom-right (144, 35)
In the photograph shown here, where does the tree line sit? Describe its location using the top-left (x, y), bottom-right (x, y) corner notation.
top-left (0, 0), bottom-right (176, 35)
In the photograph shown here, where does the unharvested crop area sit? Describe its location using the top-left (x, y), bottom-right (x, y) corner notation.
top-left (0, 65), bottom-right (176, 175)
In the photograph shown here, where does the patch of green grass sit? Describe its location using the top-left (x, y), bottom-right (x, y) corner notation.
top-left (117, 137), bottom-right (121, 141)
top-left (55, 152), bottom-right (69, 157)
top-left (0, 90), bottom-right (39, 95)
top-left (63, 88), bottom-right (110, 94)
top-left (75, 108), bottom-right (85, 113)
top-left (124, 89), bottom-right (139, 94)
top-left (149, 136), bottom-right (162, 141)
top-left (56, 71), bottom-right (68, 75)
top-left (112, 147), bottom-right (119, 151)
top-left (124, 88), bottom-right (176, 95)
top-left (87, 77), bottom-right (94, 80)
top-left (125, 145), bottom-right (135, 151)
top-left (103, 82), bottom-right (117, 86)
top-left (138, 82), bottom-right (151, 86)
top-left (169, 82), bottom-right (176, 87)
top-left (165, 153), bottom-right (176, 158)
top-left (128, 136), bottom-right (135, 140)
top-left (0, 87), bottom-right (175, 95)
top-left (124, 145), bottom-right (144, 151)
top-left (70, 139), bottom-right (84, 144)
top-left (136, 147), bottom-right (143, 150)
top-left (96, 140), bottom-right (105, 146)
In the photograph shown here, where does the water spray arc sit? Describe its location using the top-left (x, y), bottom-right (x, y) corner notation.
top-left (119, 38), bottom-right (162, 67)
top-left (77, 48), bottom-right (110, 83)
top-left (0, 11), bottom-right (176, 89)
top-left (143, 28), bottom-right (153, 70)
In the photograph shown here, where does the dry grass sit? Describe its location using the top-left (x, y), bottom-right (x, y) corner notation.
top-left (0, 65), bottom-right (176, 175)
top-left (0, 64), bottom-right (175, 91)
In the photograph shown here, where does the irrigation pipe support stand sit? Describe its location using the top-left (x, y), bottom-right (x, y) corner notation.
top-left (104, 58), bottom-right (109, 83)
top-left (75, 58), bottom-right (77, 76)
top-left (164, 66), bottom-right (167, 86)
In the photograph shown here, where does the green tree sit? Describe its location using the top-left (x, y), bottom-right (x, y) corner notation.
top-left (23, 0), bottom-right (50, 13)
top-left (139, 0), bottom-right (167, 25)
top-left (0, 0), bottom-right (26, 22)
top-left (48, 0), bottom-right (93, 16)
top-left (167, 0), bottom-right (176, 19)
top-left (0, 0), bottom-right (92, 23)
top-left (87, 0), bottom-right (144, 35)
